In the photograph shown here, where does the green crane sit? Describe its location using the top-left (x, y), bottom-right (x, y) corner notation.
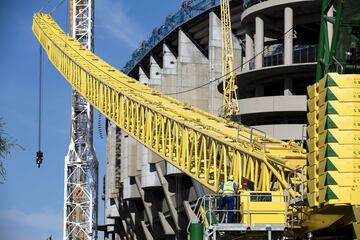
top-left (316, 0), bottom-right (360, 81)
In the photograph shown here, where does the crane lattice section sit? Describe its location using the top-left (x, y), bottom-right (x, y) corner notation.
top-left (33, 13), bottom-right (306, 197)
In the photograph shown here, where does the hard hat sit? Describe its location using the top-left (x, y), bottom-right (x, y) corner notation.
top-left (228, 175), bottom-right (234, 181)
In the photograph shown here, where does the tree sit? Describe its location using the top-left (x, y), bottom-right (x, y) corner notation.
top-left (0, 117), bottom-right (23, 183)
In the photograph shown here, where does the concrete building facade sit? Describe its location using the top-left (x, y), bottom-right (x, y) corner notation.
top-left (102, 0), bottom-right (323, 239)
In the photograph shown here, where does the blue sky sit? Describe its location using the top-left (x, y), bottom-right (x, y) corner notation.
top-left (0, 0), bottom-right (181, 239)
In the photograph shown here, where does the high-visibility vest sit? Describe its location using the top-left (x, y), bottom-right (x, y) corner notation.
top-left (223, 181), bottom-right (235, 195)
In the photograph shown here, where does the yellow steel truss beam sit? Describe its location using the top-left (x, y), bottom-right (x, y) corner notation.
top-left (32, 13), bottom-right (306, 197)
top-left (221, 0), bottom-right (239, 117)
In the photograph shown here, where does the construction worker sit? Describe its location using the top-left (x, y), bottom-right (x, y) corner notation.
top-left (218, 175), bottom-right (237, 223)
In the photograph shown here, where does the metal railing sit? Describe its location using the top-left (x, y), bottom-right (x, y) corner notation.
top-left (188, 193), bottom-right (287, 232)
top-left (286, 166), bottom-right (307, 229)
top-left (263, 45), bottom-right (318, 68)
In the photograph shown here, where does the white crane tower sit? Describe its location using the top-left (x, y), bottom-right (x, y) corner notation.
top-left (63, 0), bottom-right (98, 239)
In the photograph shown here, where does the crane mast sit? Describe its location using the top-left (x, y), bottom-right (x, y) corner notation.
top-left (63, 0), bottom-right (98, 239)
top-left (221, 0), bottom-right (239, 117)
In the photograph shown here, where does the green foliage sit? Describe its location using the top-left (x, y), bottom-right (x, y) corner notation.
top-left (0, 117), bottom-right (23, 183)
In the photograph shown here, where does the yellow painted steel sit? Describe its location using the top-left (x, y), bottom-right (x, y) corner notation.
top-left (319, 158), bottom-right (360, 173)
top-left (240, 191), bottom-right (286, 226)
top-left (319, 88), bottom-right (360, 106)
top-left (319, 129), bottom-right (360, 145)
top-left (319, 185), bottom-right (360, 205)
top-left (221, 0), bottom-right (239, 117)
top-left (307, 74), bottom-right (360, 209)
top-left (32, 13), bottom-right (306, 196)
top-left (319, 102), bottom-right (360, 117)
top-left (318, 73), bottom-right (360, 91)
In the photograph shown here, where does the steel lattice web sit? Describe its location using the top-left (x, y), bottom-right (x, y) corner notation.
top-left (63, 0), bottom-right (98, 240)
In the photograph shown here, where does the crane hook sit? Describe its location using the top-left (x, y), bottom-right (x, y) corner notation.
top-left (36, 151), bottom-right (43, 168)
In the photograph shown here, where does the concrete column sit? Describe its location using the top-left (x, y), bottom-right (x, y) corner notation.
top-left (155, 162), bottom-right (180, 230)
top-left (239, 42), bottom-right (243, 72)
top-left (162, 44), bottom-right (177, 96)
top-left (105, 122), bottom-right (121, 235)
top-left (284, 7), bottom-right (294, 96)
top-left (284, 7), bottom-right (293, 65)
top-left (284, 77), bottom-right (293, 96)
top-left (139, 66), bottom-right (149, 85)
top-left (122, 134), bottom-right (140, 200)
top-left (106, 123), bottom-right (117, 199)
top-left (162, 44), bottom-right (177, 75)
top-left (135, 176), bottom-right (154, 229)
top-left (149, 56), bottom-right (161, 86)
top-left (209, 11), bottom-right (224, 115)
top-left (140, 145), bottom-right (161, 188)
top-left (177, 29), bottom-right (209, 110)
top-left (255, 16), bottom-right (264, 69)
top-left (128, 137), bottom-right (140, 177)
top-left (245, 33), bottom-right (254, 71)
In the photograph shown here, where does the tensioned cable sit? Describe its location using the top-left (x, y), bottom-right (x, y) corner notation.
top-left (49, 0), bottom-right (67, 15)
top-left (38, 0), bottom-right (53, 13)
top-left (38, 46), bottom-right (43, 153)
top-left (36, 45), bottom-right (44, 168)
top-left (38, 0), bottom-right (65, 15)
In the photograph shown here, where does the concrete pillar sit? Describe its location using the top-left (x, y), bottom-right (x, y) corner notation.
top-left (284, 7), bottom-right (293, 65)
top-left (255, 16), bottom-right (264, 69)
top-left (177, 29), bottom-right (209, 110)
top-left (140, 145), bottom-right (161, 188)
top-left (284, 77), bottom-right (293, 95)
top-left (239, 41), bottom-right (243, 72)
top-left (139, 66), bottom-right (149, 85)
top-left (106, 123), bottom-right (118, 199)
top-left (128, 137), bottom-right (140, 177)
top-left (149, 56), bottom-right (161, 86)
top-left (105, 122), bottom-right (121, 235)
top-left (104, 123), bottom-right (116, 232)
top-left (283, 7), bottom-right (294, 96)
top-left (209, 11), bottom-right (224, 115)
top-left (162, 44), bottom-right (177, 75)
top-left (122, 134), bottom-right (140, 200)
top-left (162, 44), bottom-right (177, 93)
top-left (155, 162), bottom-right (180, 230)
top-left (245, 33), bottom-right (254, 71)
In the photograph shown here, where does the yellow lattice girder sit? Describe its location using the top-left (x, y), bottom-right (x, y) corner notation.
top-left (32, 13), bottom-right (305, 196)
top-left (221, 0), bottom-right (239, 116)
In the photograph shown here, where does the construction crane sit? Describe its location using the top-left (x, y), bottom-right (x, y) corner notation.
top-left (63, 0), bottom-right (98, 239)
top-left (32, 12), bottom-right (305, 195)
top-left (32, 0), bottom-right (360, 237)
top-left (220, 0), bottom-right (240, 118)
